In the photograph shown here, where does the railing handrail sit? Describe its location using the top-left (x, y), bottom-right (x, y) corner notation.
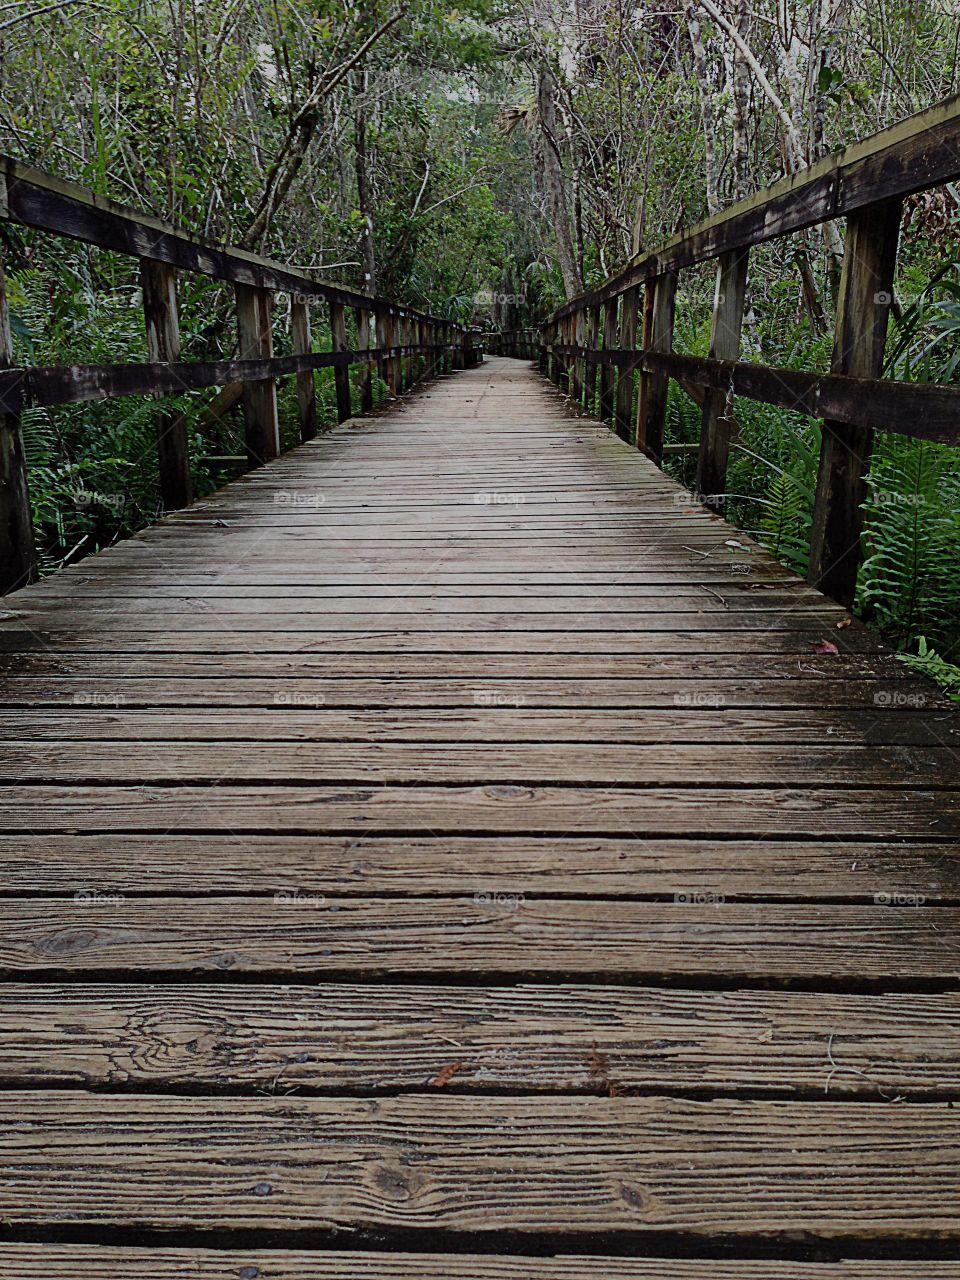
top-left (0, 155), bottom-right (472, 594)
top-left (550, 92), bottom-right (960, 322)
top-left (511, 94), bottom-right (960, 610)
top-left (0, 155), bottom-right (444, 324)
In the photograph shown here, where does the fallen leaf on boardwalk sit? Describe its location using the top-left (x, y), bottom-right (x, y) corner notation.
top-left (836, 617), bottom-right (852, 629)
top-left (810, 639), bottom-right (840, 654)
top-left (586, 1043), bottom-right (610, 1082)
top-left (431, 1061), bottom-right (464, 1088)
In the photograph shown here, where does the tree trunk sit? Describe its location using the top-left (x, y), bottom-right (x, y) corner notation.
top-left (685, 1), bottom-right (721, 215)
top-left (536, 65), bottom-right (583, 300)
top-left (354, 67), bottom-right (378, 296)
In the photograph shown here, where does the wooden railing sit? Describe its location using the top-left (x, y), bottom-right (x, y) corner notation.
top-left (0, 157), bottom-right (469, 594)
top-left (488, 328), bottom-right (539, 360)
top-left (499, 94), bottom-right (960, 606)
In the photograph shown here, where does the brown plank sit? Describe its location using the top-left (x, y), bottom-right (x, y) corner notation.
top-left (1, 1246), bottom-right (958, 1280)
top-left (3, 898), bottom-right (960, 981)
top-left (0, 784), bottom-right (957, 839)
top-left (4, 834), bottom-right (959, 899)
top-left (2, 1092), bottom-right (960, 1237)
top-left (4, 982), bottom-right (960, 1096)
top-left (2, 741), bottom-right (955, 787)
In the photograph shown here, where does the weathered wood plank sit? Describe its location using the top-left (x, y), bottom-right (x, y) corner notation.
top-left (0, 706), bottom-right (945, 746)
top-left (1, 1246), bottom-right (958, 1280)
top-left (1, 741), bottom-right (955, 787)
top-left (0, 784), bottom-right (955, 840)
top-left (4, 982), bottom-right (960, 1095)
top-left (3, 834), bottom-right (958, 898)
top-left (0, 676), bottom-right (935, 709)
top-left (3, 1092), bottom-right (960, 1236)
top-left (3, 898), bottom-right (960, 980)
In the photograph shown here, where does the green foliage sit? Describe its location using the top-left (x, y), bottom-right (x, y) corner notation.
top-left (859, 437), bottom-right (960, 655)
top-left (898, 637), bottom-right (960, 700)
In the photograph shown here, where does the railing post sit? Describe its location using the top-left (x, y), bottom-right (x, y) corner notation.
top-left (571, 309), bottom-right (584, 403)
top-left (807, 199), bottom-right (902, 606)
top-left (696, 249), bottom-right (749, 501)
top-left (235, 282), bottom-right (279, 468)
top-left (329, 301), bottom-right (352, 423)
top-left (376, 310), bottom-right (393, 395)
top-left (583, 306), bottom-right (600, 413)
top-left (599, 297), bottom-right (619, 423)
top-left (354, 306), bottom-right (374, 414)
top-left (538, 327), bottom-right (547, 375)
top-left (416, 318), bottom-right (426, 382)
top-left (141, 259), bottom-right (192, 509)
top-left (636, 271), bottom-right (677, 464)
top-left (615, 286), bottom-right (640, 442)
top-left (0, 260), bottom-right (36, 594)
top-left (290, 297), bottom-right (317, 442)
top-left (567, 314), bottom-right (578, 393)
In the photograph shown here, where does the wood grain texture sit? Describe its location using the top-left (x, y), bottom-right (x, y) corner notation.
top-left (4, 1247), bottom-right (960, 1279)
top-left (3, 898), bottom-right (960, 981)
top-left (4, 982), bottom-right (960, 1096)
top-left (0, 784), bottom-right (956, 839)
top-left (4, 834), bottom-right (959, 898)
top-left (3, 1092), bottom-right (960, 1237)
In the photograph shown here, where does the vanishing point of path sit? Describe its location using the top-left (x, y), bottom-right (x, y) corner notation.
top-left (0, 355), bottom-right (960, 1275)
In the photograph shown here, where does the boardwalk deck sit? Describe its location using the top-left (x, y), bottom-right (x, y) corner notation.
top-left (1, 355), bottom-right (960, 1275)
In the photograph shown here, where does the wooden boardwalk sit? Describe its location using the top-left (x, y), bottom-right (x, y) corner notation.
top-left (1, 354), bottom-right (960, 1275)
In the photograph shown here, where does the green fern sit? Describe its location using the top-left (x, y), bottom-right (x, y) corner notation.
top-left (859, 436), bottom-right (960, 652)
top-left (898, 637), bottom-right (960, 701)
top-left (757, 469), bottom-right (810, 572)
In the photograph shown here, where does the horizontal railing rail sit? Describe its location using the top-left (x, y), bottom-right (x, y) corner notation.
top-left (505, 93), bottom-right (960, 607)
top-left (0, 157), bottom-right (470, 593)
